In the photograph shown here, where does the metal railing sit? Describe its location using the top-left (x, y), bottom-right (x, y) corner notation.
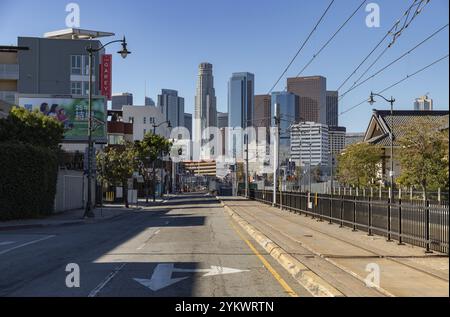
top-left (247, 189), bottom-right (449, 254)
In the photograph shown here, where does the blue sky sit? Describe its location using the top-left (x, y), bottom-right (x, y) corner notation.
top-left (1, 0), bottom-right (448, 132)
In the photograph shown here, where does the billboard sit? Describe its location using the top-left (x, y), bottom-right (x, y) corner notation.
top-left (100, 54), bottom-right (112, 100)
top-left (18, 96), bottom-right (107, 143)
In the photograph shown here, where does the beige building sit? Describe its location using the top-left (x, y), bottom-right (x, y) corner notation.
top-left (0, 50), bottom-right (19, 105)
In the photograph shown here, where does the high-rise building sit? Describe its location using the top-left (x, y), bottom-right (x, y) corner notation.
top-left (194, 63), bottom-right (217, 148)
top-left (228, 72), bottom-right (254, 159)
top-left (414, 95), bottom-right (433, 111)
top-left (271, 91), bottom-right (298, 165)
top-left (217, 112), bottom-right (229, 129)
top-left (158, 89), bottom-right (184, 128)
top-left (345, 132), bottom-right (365, 147)
top-left (326, 90), bottom-right (339, 127)
top-left (287, 76), bottom-right (327, 124)
top-left (184, 113), bottom-right (193, 139)
top-left (329, 126), bottom-right (346, 169)
top-left (145, 97), bottom-right (155, 106)
top-left (291, 122), bottom-right (329, 167)
top-left (112, 93), bottom-right (133, 110)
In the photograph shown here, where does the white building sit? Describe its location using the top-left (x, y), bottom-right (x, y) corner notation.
top-left (291, 122), bottom-right (329, 167)
top-left (122, 105), bottom-right (168, 141)
top-left (414, 95), bottom-right (433, 111)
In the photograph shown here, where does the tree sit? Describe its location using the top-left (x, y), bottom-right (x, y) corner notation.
top-left (397, 117), bottom-right (449, 201)
top-left (0, 107), bottom-right (64, 150)
top-left (134, 132), bottom-right (172, 202)
top-left (96, 143), bottom-right (137, 208)
top-left (337, 142), bottom-right (383, 188)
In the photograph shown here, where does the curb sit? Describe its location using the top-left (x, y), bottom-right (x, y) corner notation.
top-left (220, 200), bottom-right (343, 297)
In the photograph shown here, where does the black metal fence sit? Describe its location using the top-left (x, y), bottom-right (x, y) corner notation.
top-left (248, 189), bottom-right (449, 254)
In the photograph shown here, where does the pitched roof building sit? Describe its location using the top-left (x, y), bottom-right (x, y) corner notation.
top-left (364, 109), bottom-right (449, 184)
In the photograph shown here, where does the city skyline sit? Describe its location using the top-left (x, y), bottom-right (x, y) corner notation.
top-left (1, 0), bottom-right (449, 133)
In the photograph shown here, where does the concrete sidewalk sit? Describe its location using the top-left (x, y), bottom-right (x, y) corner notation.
top-left (0, 206), bottom-right (134, 231)
top-left (220, 196), bottom-right (449, 297)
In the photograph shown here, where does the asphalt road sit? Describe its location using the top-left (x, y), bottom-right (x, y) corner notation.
top-left (0, 193), bottom-right (310, 297)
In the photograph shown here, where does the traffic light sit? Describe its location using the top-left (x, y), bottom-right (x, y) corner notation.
top-left (178, 148), bottom-right (183, 156)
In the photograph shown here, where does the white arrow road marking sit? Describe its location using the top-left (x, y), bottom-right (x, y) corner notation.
top-left (173, 266), bottom-right (249, 277)
top-left (134, 263), bottom-right (188, 291)
top-left (133, 264), bottom-right (249, 291)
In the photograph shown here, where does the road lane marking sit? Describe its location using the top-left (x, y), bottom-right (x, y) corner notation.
top-left (0, 235), bottom-right (55, 256)
top-left (228, 220), bottom-right (299, 297)
top-left (88, 263), bottom-right (126, 297)
top-left (0, 241), bottom-right (15, 246)
top-left (136, 230), bottom-right (160, 250)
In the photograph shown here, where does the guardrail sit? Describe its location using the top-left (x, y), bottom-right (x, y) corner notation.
top-left (247, 189), bottom-right (449, 254)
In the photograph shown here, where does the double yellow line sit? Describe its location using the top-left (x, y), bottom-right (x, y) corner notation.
top-left (228, 220), bottom-right (299, 297)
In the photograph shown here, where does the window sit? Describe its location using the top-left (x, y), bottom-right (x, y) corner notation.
top-left (82, 81), bottom-right (90, 96)
top-left (71, 81), bottom-right (82, 95)
top-left (83, 55), bottom-right (95, 75)
top-left (129, 117), bottom-right (134, 123)
top-left (149, 117), bottom-right (155, 124)
top-left (71, 55), bottom-right (82, 75)
top-left (143, 117), bottom-right (147, 124)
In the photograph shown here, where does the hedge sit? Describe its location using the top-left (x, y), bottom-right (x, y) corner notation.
top-left (0, 142), bottom-right (58, 220)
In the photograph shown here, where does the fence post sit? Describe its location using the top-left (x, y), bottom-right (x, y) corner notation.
top-left (425, 200), bottom-right (433, 253)
top-left (329, 195), bottom-right (333, 224)
top-left (318, 194), bottom-right (323, 222)
top-left (398, 198), bottom-right (404, 245)
top-left (352, 196), bottom-right (357, 232)
top-left (368, 196), bottom-right (373, 236)
top-left (339, 196), bottom-right (344, 228)
top-left (387, 196), bottom-right (392, 242)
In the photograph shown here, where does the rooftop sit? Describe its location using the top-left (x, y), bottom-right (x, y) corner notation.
top-left (43, 28), bottom-right (115, 40)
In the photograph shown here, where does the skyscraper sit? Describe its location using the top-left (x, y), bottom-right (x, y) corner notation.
top-left (217, 112), bottom-right (229, 129)
top-left (194, 63), bottom-right (217, 148)
top-left (158, 89), bottom-right (184, 128)
top-left (145, 97), bottom-right (155, 106)
top-left (112, 93), bottom-right (133, 110)
top-left (184, 113), bottom-right (192, 139)
top-left (271, 91), bottom-right (298, 165)
top-left (228, 72), bottom-right (255, 159)
top-left (326, 90), bottom-right (339, 127)
top-left (414, 95), bottom-right (433, 111)
top-left (287, 76), bottom-right (327, 124)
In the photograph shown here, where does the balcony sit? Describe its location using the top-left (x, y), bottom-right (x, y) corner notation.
top-left (0, 91), bottom-right (16, 104)
top-left (0, 64), bottom-right (19, 80)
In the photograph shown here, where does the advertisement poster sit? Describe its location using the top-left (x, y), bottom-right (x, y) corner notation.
top-left (18, 96), bottom-right (107, 143)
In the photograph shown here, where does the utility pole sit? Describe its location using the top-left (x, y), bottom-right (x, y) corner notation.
top-left (273, 107), bottom-right (280, 207)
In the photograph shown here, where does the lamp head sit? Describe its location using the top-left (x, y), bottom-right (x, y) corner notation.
top-left (117, 36), bottom-right (131, 59)
top-left (167, 121), bottom-right (172, 129)
top-left (368, 92), bottom-right (376, 106)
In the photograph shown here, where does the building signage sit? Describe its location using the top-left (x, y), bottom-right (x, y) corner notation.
top-left (100, 54), bottom-right (112, 100)
top-left (18, 96), bottom-right (107, 143)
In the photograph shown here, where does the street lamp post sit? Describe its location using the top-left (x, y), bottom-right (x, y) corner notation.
top-left (152, 121), bottom-right (171, 202)
top-left (84, 37), bottom-right (131, 218)
top-left (369, 92), bottom-right (396, 242)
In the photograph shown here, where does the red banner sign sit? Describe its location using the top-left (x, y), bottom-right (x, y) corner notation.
top-left (100, 54), bottom-right (112, 100)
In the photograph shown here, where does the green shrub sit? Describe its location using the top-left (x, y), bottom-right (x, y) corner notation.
top-left (0, 142), bottom-right (58, 220)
